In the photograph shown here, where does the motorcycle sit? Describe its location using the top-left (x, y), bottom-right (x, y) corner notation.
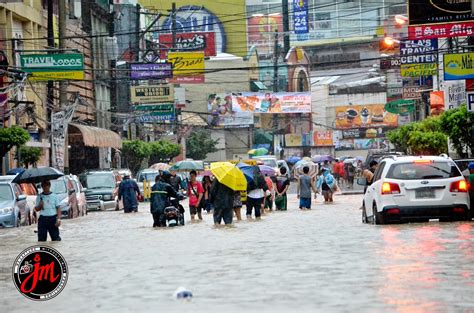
top-left (164, 193), bottom-right (186, 227)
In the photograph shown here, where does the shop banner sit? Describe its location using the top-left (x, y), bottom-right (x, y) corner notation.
top-left (400, 39), bottom-right (437, 64)
top-left (208, 94), bottom-right (253, 128)
top-left (385, 99), bottom-right (416, 115)
top-left (335, 104), bottom-right (398, 129)
top-left (159, 32), bottom-right (216, 57)
top-left (313, 130), bottom-right (333, 146)
top-left (443, 80), bottom-right (466, 110)
top-left (408, 0), bottom-right (472, 26)
top-left (285, 134), bottom-right (303, 147)
top-left (444, 52), bottom-right (474, 80)
top-left (408, 22), bottom-right (474, 40)
top-left (230, 92), bottom-right (311, 114)
top-left (342, 128), bottom-right (389, 140)
top-left (20, 53), bottom-right (84, 80)
top-left (130, 63), bottom-right (172, 80)
top-left (167, 51), bottom-right (205, 84)
top-left (130, 85), bottom-right (174, 103)
top-left (430, 91), bottom-right (445, 116)
top-left (402, 86), bottom-right (422, 99)
top-left (247, 15), bottom-right (283, 55)
top-left (401, 63), bottom-right (437, 77)
top-left (51, 107), bottom-right (75, 172)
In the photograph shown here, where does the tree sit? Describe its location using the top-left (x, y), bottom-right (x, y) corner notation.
top-left (122, 140), bottom-right (152, 174)
top-left (440, 105), bottom-right (474, 158)
top-left (18, 146), bottom-right (42, 168)
top-left (0, 126), bottom-right (30, 158)
top-left (386, 124), bottom-right (414, 154)
top-left (149, 140), bottom-right (181, 165)
top-left (186, 128), bottom-right (219, 160)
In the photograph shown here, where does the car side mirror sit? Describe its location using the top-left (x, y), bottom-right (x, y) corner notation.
top-left (357, 177), bottom-right (368, 186)
top-left (17, 195), bottom-right (27, 201)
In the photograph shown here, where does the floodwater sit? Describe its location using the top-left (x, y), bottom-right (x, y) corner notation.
top-left (0, 194), bottom-right (473, 313)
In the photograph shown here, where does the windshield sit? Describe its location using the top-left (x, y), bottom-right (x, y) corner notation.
top-left (50, 180), bottom-right (67, 194)
top-left (386, 161), bottom-right (462, 180)
top-left (138, 172), bottom-right (159, 182)
top-left (260, 159), bottom-right (277, 168)
top-left (0, 185), bottom-right (13, 201)
top-left (84, 174), bottom-right (116, 189)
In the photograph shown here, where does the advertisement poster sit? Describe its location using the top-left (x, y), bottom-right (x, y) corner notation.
top-left (167, 51), bottom-right (205, 84)
top-left (400, 39), bottom-right (438, 64)
top-left (247, 15), bottom-right (283, 55)
top-left (230, 92), bottom-right (311, 114)
top-left (444, 52), bottom-right (474, 80)
top-left (285, 134), bottom-right (303, 147)
top-left (208, 94), bottom-right (253, 128)
top-left (130, 85), bottom-right (174, 103)
top-left (409, 21), bottom-right (474, 40)
top-left (159, 32), bottom-right (216, 57)
top-left (334, 104), bottom-right (398, 129)
top-left (408, 0), bottom-right (472, 25)
top-left (401, 63), bottom-right (438, 77)
top-left (430, 91), bottom-right (445, 116)
top-left (342, 127), bottom-right (389, 140)
top-left (313, 130), bottom-right (333, 146)
top-left (293, 0), bottom-right (309, 34)
top-left (129, 63), bottom-right (172, 80)
top-left (443, 80), bottom-right (466, 110)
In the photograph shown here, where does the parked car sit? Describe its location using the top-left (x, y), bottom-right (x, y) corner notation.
top-left (136, 169), bottom-right (160, 197)
top-left (79, 170), bottom-right (121, 211)
top-left (49, 177), bottom-right (77, 219)
top-left (69, 175), bottom-right (87, 217)
top-left (360, 155), bottom-right (470, 224)
top-left (0, 175), bottom-right (17, 182)
top-left (364, 149), bottom-right (403, 169)
top-left (0, 182), bottom-right (29, 227)
top-left (454, 159), bottom-right (474, 178)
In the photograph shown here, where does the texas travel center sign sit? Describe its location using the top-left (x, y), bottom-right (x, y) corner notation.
top-left (20, 53), bottom-right (85, 80)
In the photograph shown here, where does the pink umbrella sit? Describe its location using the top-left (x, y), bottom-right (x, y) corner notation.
top-left (258, 165), bottom-right (276, 176)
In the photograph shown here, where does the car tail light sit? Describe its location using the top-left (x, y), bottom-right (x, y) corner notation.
top-left (413, 159), bottom-right (433, 164)
top-left (450, 180), bottom-right (468, 193)
top-left (453, 207), bottom-right (465, 214)
top-left (382, 182), bottom-right (401, 195)
top-left (386, 208), bottom-right (400, 215)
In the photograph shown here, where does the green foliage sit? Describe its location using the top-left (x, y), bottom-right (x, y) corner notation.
top-left (19, 146), bottom-right (42, 168)
top-left (149, 140), bottom-right (181, 164)
top-left (440, 105), bottom-right (474, 158)
top-left (0, 126), bottom-right (30, 158)
top-left (386, 124), bottom-right (414, 154)
top-left (186, 128), bottom-right (219, 160)
top-left (122, 140), bottom-right (152, 174)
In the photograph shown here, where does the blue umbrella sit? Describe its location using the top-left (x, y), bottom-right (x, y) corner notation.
top-left (6, 168), bottom-right (25, 175)
top-left (287, 156), bottom-right (301, 164)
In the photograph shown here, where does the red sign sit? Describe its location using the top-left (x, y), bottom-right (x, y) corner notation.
top-left (408, 22), bottom-right (474, 39)
top-left (159, 32), bottom-right (216, 57)
top-left (169, 75), bottom-right (205, 84)
top-left (466, 79), bottom-right (474, 92)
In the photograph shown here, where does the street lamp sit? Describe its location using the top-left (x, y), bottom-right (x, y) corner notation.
top-left (394, 15), bottom-right (408, 26)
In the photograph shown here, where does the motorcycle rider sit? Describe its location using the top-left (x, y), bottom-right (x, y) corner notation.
top-left (150, 171), bottom-right (179, 227)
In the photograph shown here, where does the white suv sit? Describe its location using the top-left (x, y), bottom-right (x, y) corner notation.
top-left (362, 155), bottom-right (470, 224)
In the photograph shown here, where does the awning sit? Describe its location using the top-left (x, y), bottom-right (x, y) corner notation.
top-left (69, 123), bottom-right (122, 149)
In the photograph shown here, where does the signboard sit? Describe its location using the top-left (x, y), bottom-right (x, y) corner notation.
top-left (293, 0), bottom-right (309, 34)
top-left (229, 92), bottom-right (311, 114)
top-left (400, 39), bottom-right (438, 64)
top-left (341, 128), bottom-right (388, 139)
top-left (444, 52), bottom-right (474, 80)
top-left (402, 86), bottom-right (422, 99)
top-left (401, 63), bottom-right (437, 77)
top-left (132, 104), bottom-right (174, 111)
top-left (408, 22), bottom-right (474, 39)
top-left (430, 91), bottom-right (445, 116)
top-left (130, 85), bottom-right (174, 103)
top-left (247, 15), bottom-right (283, 55)
top-left (443, 80), bottom-right (466, 110)
top-left (159, 32), bottom-right (216, 57)
top-left (135, 104), bottom-right (175, 123)
top-left (20, 53), bottom-right (84, 80)
top-left (335, 104), bottom-right (398, 129)
top-left (167, 51), bottom-right (205, 84)
top-left (135, 113), bottom-right (175, 123)
top-left (208, 94), bottom-right (253, 128)
top-left (380, 57), bottom-right (401, 70)
top-left (130, 63), bottom-right (172, 80)
top-left (285, 134), bottom-right (303, 147)
top-left (313, 131), bottom-right (333, 146)
top-left (385, 99), bottom-right (416, 115)
top-left (408, 0), bottom-right (472, 25)
top-left (467, 92), bottom-right (474, 112)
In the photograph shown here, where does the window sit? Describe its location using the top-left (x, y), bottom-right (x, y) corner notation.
top-left (372, 162), bottom-right (386, 182)
top-left (0, 185), bottom-right (13, 201)
top-left (386, 162), bottom-right (462, 180)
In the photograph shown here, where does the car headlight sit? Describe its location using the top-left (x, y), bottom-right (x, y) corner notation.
top-left (103, 194), bottom-right (113, 201)
top-left (0, 207), bottom-right (14, 214)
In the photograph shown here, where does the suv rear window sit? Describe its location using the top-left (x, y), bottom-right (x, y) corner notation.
top-left (386, 161), bottom-right (462, 180)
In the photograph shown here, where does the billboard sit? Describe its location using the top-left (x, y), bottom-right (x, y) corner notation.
top-left (341, 127), bottom-right (391, 140)
top-left (167, 51), bottom-right (205, 84)
top-left (129, 63), bottom-right (172, 80)
top-left (444, 52), bottom-right (474, 80)
top-left (313, 130), bottom-right (333, 146)
top-left (247, 15), bottom-right (283, 55)
top-left (408, 0), bottom-right (472, 26)
top-left (400, 39), bottom-right (437, 64)
top-left (401, 63), bottom-right (438, 77)
top-left (130, 85), bottom-right (174, 103)
top-left (335, 104), bottom-right (398, 129)
top-left (159, 32), bottom-right (216, 57)
top-left (408, 21), bottom-right (474, 39)
top-left (293, 0), bottom-right (309, 34)
top-left (231, 92), bottom-right (311, 114)
top-left (20, 53), bottom-right (84, 80)
top-left (208, 94), bottom-right (253, 128)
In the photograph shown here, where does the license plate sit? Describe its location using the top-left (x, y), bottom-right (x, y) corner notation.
top-left (415, 188), bottom-right (435, 199)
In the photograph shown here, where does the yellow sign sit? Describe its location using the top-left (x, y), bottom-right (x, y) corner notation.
top-left (444, 52), bottom-right (474, 80)
top-left (285, 134), bottom-right (302, 147)
top-left (130, 85), bottom-right (174, 103)
top-left (401, 63), bottom-right (437, 77)
top-left (167, 52), bottom-right (205, 76)
top-left (28, 71), bottom-right (84, 81)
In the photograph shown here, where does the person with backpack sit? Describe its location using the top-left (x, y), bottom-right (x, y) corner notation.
top-left (246, 167), bottom-right (268, 220)
top-left (263, 173), bottom-right (274, 212)
top-left (187, 170), bottom-right (204, 221)
top-left (317, 168), bottom-right (336, 203)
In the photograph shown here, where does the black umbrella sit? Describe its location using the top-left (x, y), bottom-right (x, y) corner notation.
top-left (12, 167), bottom-right (64, 184)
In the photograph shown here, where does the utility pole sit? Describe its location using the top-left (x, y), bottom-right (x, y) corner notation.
top-left (109, 1), bottom-right (117, 133)
top-left (171, 2), bottom-right (177, 49)
top-left (47, 0), bottom-right (54, 166)
top-left (273, 30), bottom-right (279, 92)
top-left (58, 0), bottom-right (67, 109)
top-left (282, 0), bottom-right (290, 55)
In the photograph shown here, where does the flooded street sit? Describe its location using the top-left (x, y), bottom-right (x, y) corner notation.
top-left (0, 193), bottom-right (473, 313)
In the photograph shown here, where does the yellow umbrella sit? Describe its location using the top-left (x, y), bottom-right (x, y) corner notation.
top-left (210, 162), bottom-right (247, 191)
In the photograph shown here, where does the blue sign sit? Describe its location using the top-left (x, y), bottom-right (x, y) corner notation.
top-left (293, 0), bottom-right (309, 34)
top-left (467, 92), bottom-right (474, 112)
top-left (400, 39), bottom-right (438, 64)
